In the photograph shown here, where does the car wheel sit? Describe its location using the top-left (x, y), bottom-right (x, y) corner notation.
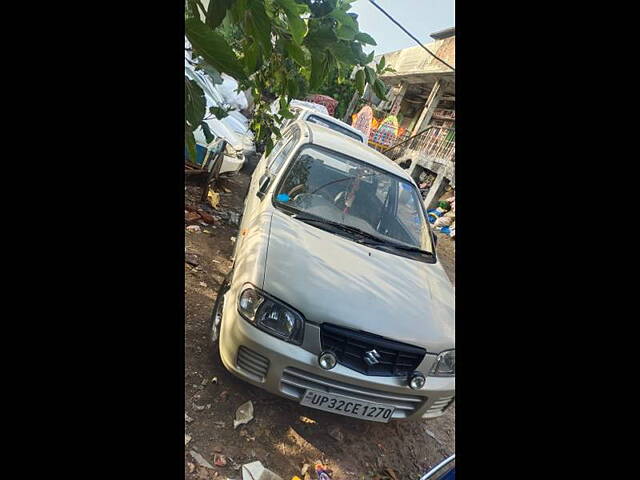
top-left (208, 276), bottom-right (231, 356)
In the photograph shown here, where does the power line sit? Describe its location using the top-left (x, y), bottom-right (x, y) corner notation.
top-left (368, 0), bottom-right (456, 72)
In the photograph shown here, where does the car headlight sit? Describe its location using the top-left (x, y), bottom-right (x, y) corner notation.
top-left (237, 285), bottom-right (305, 345)
top-left (429, 349), bottom-right (455, 377)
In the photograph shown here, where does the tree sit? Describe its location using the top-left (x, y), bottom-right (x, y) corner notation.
top-left (184, 0), bottom-right (391, 158)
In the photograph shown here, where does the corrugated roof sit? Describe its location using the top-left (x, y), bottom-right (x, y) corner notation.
top-left (375, 34), bottom-right (455, 83)
top-left (430, 27), bottom-right (455, 40)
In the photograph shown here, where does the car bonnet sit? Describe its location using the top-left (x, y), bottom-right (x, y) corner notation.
top-left (262, 210), bottom-right (455, 353)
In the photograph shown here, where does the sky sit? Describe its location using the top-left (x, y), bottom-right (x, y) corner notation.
top-left (350, 0), bottom-right (455, 55)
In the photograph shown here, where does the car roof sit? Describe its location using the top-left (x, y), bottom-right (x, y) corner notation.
top-left (291, 121), bottom-right (414, 182)
top-left (294, 107), bottom-right (366, 142)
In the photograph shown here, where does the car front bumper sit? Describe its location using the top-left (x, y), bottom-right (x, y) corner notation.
top-left (218, 290), bottom-right (455, 421)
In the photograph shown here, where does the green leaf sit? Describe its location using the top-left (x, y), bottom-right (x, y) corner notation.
top-left (364, 66), bottom-right (376, 86)
top-left (324, 50), bottom-right (336, 77)
top-left (284, 38), bottom-right (309, 67)
top-left (355, 69), bottom-right (365, 95)
top-left (328, 7), bottom-right (357, 40)
top-left (373, 78), bottom-right (388, 101)
top-left (264, 136), bottom-right (275, 156)
top-left (305, 23), bottom-right (338, 50)
top-left (365, 50), bottom-right (375, 64)
top-left (336, 24), bottom-right (356, 40)
top-left (206, 0), bottom-right (233, 29)
top-left (245, 0), bottom-right (272, 56)
top-left (330, 8), bottom-right (357, 30)
top-left (339, 0), bottom-right (356, 11)
top-left (355, 32), bottom-right (376, 46)
top-left (274, 0), bottom-right (308, 44)
top-left (185, 129), bottom-right (197, 162)
top-left (278, 96), bottom-right (295, 119)
top-left (186, 0), bottom-right (200, 19)
top-left (310, 50), bottom-right (326, 90)
top-left (209, 106), bottom-right (230, 119)
top-left (185, 78), bottom-right (206, 131)
top-left (243, 41), bottom-right (261, 73)
top-left (330, 41), bottom-right (357, 65)
top-left (274, 69), bottom-right (286, 89)
top-left (200, 121), bottom-right (215, 143)
top-left (185, 18), bottom-right (247, 80)
top-left (281, 108), bottom-right (295, 119)
top-left (286, 77), bottom-right (299, 98)
top-left (349, 41), bottom-right (369, 64)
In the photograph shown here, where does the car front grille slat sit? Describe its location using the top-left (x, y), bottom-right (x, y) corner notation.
top-left (280, 367), bottom-right (424, 418)
top-left (236, 346), bottom-right (269, 382)
top-left (320, 324), bottom-right (427, 377)
top-left (426, 396), bottom-right (455, 413)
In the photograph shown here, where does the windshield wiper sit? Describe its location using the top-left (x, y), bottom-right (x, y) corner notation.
top-left (355, 236), bottom-right (433, 255)
top-left (291, 214), bottom-right (385, 242)
top-left (377, 243), bottom-right (434, 256)
top-left (291, 214), bottom-right (433, 256)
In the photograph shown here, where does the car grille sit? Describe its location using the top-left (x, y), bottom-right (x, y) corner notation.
top-left (425, 395), bottom-right (455, 415)
top-left (280, 367), bottom-right (424, 419)
top-left (320, 324), bottom-right (426, 377)
top-left (236, 346), bottom-right (269, 382)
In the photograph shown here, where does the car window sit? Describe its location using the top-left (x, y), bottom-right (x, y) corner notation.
top-left (396, 181), bottom-right (429, 246)
top-left (268, 130), bottom-right (299, 174)
top-left (274, 145), bottom-right (433, 253)
top-left (306, 115), bottom-right (365, 142)
top-left (264, 132), bottom-right (290, 165)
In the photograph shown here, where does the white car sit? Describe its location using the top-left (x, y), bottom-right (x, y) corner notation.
top-left (185, 63), bottom-right (246, 174)
top-left (210, 120), bottom-right (455, 422)
top-left (220, 111), bottom-right (256, 156)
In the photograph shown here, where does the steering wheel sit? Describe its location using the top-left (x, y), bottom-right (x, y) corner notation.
top-left (287, 184), bottom-right (306, 199)
top-left (288, 184), bottom-right (340, 205)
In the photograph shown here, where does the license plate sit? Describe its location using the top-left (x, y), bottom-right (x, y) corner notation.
top-left (300, 390), bottom-right (394, 423)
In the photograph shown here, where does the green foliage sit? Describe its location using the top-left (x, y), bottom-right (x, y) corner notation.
top-left (355, 69), bottom-right (365, 95)
top-left (185, 0), bottom-right (387, 157)
top-left (185, 17), bottom-right (247, 81)
top-left (315, 71), bottom-right (357, 120)
top-left (185, 77), bottom-right (206, 131)
top-left (206, 0), bottom-right (233, 28)
top-left (274, 0), bottom-right (309, 44)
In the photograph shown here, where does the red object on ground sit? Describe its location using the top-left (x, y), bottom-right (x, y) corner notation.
top-left (185, 211), bottom-right (202, 223)
top-left (305, 94), bottom-right (338, 116)
top-left (198, 210), bottom-right (216, 224)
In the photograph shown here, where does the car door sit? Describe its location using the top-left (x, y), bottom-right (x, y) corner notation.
top-left (234, 127), bottom-right (299, 259)
top-left (246, 126), bottom-right (296, 202)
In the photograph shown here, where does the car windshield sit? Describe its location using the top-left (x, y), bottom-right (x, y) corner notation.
top-left (306, 115), bottom-right (365, 143)
top-left (273, 145), bottom-right (433, 254)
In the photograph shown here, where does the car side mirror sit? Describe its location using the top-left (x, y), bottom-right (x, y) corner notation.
top-left (432, 232), bottom-right (438, 247)
top-left (257, 174), bottom-right (271, 199)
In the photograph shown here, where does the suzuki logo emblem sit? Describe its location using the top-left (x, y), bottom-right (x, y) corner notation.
top-left (364, 349), bottom-right (382, 366)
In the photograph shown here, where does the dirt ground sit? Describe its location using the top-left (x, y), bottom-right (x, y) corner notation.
top-left (185, 167), bottom-right (455, 480)
top-left (434, 233), bottom-right (455, 286)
